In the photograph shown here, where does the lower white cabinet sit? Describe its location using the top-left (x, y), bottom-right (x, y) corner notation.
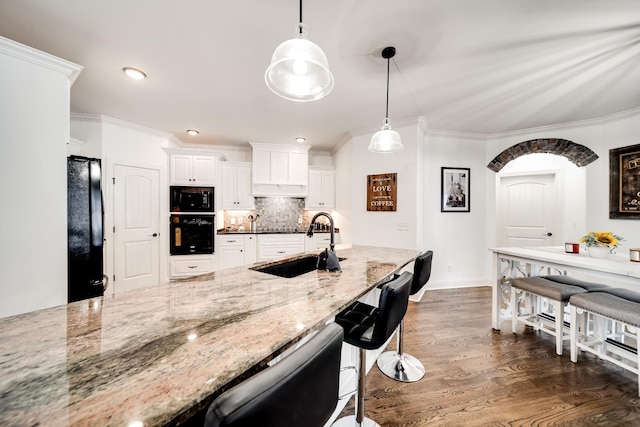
top-left (304, 233), bottom-right (342, 252)
top-left (257, 234), bottom-right (305, 262)
top-left (170, 255), bottom-right (216, 278)
top-left (219, 235), bottom-right (258, 270)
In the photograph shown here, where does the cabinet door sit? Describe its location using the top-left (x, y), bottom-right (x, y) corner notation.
top-left (306, 169), bottom-right (335, 209)
top-left (244, 235), bottom-right (257, 264)
top-left (253, 148), bottom-right (272, 183)
top-left (288, 152), bottom-right (308, 185)
top-left (320, 171), bottom-right (335, 209)
top-left (235, 166), bottom-right (254, 209)
top-left (220, 247), bottom-right (245, 270)
top-left (192, 156), bottom-right (215, 184)
top-left (170, 256), bottom-right (215, 277)
top-left (171, 154), bottom-right (193, 185)
top-left (306, 170), bottom-right (323, 209)
top-left (270, 150), bottom-right (289, 184)
top-left (221, 165), bottom-right (238, 209)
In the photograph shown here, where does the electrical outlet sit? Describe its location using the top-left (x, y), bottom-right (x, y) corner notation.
top-left (397, 222), bottom-right (409, 231)
top-left (447, 264), bottom-right (453, 272)
top-left (230, 217), bottom-right (236, 225)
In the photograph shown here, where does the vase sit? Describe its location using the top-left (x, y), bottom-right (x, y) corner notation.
top-left (587, 245), bottom-right (611, 259)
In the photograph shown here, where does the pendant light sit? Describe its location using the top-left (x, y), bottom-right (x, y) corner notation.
top-left (265, 0), bottom-right (334, 102)
top-left (369, 46), bottom-right (403, 153)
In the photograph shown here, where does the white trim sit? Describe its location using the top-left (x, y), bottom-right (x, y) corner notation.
top-left (0, 36), bottom-right (83, 84)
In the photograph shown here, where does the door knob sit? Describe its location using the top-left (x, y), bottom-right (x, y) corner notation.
top-left (150, 233), bottom-right (158, 237)
top-left (543, 232), bottom-right (553, 236)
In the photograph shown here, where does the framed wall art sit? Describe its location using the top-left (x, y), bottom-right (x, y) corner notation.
top-left (609, 143), bottom-right (640, 219)
top-left (367, 173), bottom-right (397, 212)
top-left (441, 167), bottom-right (470, 212)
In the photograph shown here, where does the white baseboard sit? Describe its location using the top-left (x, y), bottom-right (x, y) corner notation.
top-left (410, 279), bottom-right (490, 302)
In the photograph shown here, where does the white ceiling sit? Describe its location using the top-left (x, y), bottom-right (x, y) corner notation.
top-left (1, 0), bottom-right (639, 151)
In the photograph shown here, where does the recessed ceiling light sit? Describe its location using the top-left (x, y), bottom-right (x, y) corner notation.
top-left (186, 130), bottom-right (199, 136)
top-left (295, 137), bottom-right (306, 143)
top-left (123, 67), bottom-right (147, 80)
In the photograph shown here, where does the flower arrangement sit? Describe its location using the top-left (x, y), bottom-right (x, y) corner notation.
top-left (580, 231), bottom-right (624, 248)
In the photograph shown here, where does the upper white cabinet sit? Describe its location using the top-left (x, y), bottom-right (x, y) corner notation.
top-left (222, 162), bottom-right (254, 209)
top-left (250, 142), bottom-right (309, 197)
top-left (170, 153), bottom-right (216, 185)
top-left (305, 167), bottom-right (335, 210)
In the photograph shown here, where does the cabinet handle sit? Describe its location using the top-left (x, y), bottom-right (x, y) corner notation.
top-left (277, 251), bottom-right (285, 254)
top-left (188, 265), bottom-right (197, 269)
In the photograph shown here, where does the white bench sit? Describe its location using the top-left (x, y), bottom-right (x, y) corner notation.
top-left (569, 288), bottom-right (640, 396)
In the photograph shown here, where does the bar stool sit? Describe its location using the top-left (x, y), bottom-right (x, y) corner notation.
top-left (510, 275), bottom-right (608, 355)
top-left (333, 271), bottom-right (413, 427)
top-left (205, 323), bottom-right (344, 427)
top-left (377, 250), bottom-right (432, 382)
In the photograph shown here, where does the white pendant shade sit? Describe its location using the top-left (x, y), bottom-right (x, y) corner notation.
top-left (369, 119), bottom-right (403, 153)
top-left (265, 35), bottom-right (334, 102)
top-left (369, 46), bottom-right (403, 153)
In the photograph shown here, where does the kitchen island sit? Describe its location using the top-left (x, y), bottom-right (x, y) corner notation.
top-left (0, 245), bottom-right (419, 426)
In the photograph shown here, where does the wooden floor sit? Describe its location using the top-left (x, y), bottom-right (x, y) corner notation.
top-left (338, 287), bottom-right (640, 426)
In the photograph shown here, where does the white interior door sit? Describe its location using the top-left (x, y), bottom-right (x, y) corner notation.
top-left (497, 173), bottom-right (557, 247)
top-left (113, 164), bottom-right (160, 292)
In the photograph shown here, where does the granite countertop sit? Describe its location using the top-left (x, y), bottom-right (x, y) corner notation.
top-left (217, 229), bottom-right (339, 235)
top-left (0, 245), bottom-right (419, 426)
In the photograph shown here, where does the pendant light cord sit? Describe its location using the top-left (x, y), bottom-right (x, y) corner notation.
top-left (299, 0), bottom-right (303, 34)
top-left (385, 56), bottom-right (390, 119)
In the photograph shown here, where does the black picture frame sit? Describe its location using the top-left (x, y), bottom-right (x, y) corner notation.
top-left (441, 167), bottom-right (470, 212)
top-left (609, 143), bottom-right (640, 219)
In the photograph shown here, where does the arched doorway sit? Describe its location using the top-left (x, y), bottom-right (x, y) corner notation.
top-left (487, 138), bottom-right (598, 172)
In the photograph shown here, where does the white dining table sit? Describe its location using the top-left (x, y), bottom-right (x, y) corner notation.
top-left (488, 246), bottom-right (640, 330)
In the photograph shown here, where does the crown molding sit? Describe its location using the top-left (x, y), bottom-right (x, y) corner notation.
top-left (0, 36), bottom-right (83, 85)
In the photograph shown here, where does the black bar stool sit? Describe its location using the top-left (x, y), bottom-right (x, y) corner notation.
top-left (332, 271), bottom-right (413, 427)
top-left (377, 250), bottom-right (432, 382)
top-left (205, 323), bottom-right (344, 427)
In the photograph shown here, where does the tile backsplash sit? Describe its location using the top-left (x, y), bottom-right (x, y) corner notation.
top-left (222, 197), bottom-right (333, 232)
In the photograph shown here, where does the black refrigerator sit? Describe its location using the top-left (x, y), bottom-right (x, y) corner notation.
top-left (67, 156), bottom-right (106, 303)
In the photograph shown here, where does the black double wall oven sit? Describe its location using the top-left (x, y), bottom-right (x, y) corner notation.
top-left (170, 186), bottom-right (215, 255)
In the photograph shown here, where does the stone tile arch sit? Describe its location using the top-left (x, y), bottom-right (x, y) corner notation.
top-left (487, 138), bottom-right (598, 172)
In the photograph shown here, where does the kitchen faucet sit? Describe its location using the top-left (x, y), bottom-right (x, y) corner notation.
top-left (306, 212), bottom-right (335, 251)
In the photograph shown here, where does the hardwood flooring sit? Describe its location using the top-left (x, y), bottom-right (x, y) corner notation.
top-left (338, 287), bottom-right (640, 426)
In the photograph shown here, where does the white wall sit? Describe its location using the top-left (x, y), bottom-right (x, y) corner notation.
top-left (585, 111), bottom-right (640, 251)
top-left (333, 140), bottom-right (353, 249)
top-left (423, 131), bottom-right (488, 288)
top-left (485, 109), bottom-right (640, 253)
top-left (346, 119), bottom-right (424, 250)
top-left (0, 38), bottom-right (82, 318)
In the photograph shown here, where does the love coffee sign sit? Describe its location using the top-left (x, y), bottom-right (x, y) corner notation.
top-left (367, 173), bottom-right (397, 212)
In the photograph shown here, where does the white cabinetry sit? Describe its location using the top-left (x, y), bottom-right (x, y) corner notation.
top-left (219, 235), bottom-right (258, 270)
top-left (305, 167), bottom-right (335, 210)
top-left (250, 142), bottom-right (309, 197)
top-left (170, 255), bottom-right (216, 278)
top-left (222, 162), bottom-right (254, 209)
top-left (170, 153), bottom-right (216, 185)
top-left (257, 234), bottom-right (305, 262)
top-left (304, 233), bottom-right (333, 251)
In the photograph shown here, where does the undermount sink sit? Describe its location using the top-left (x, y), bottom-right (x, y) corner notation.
top-left (252, 255), bottom-right (346, 278)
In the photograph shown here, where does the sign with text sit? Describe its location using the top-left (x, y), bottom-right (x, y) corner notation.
top-left (367, 173), bottom-right (397, 211)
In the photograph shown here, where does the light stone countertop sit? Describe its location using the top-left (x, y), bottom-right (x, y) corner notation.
top-left (0, 245), bottom-right (419, 426)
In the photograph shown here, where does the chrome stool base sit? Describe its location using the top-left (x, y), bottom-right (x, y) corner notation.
top-left (377, 350), bottom-right (425, 382)
top-left (332, 415), bottom-right (381, 427)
